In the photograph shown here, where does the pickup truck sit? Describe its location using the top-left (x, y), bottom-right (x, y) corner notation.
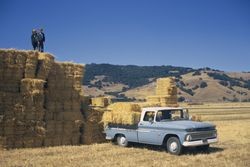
top-left (105, 107), bottom-right (218, 155)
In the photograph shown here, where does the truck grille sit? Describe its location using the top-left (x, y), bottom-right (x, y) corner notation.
top-left (195, 127), bottom-right (215, 131)
top-left (190, 131), bottom-right (216, 141)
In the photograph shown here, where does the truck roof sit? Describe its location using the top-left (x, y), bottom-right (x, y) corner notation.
top-left (142, 107), bottom-right (184, 111)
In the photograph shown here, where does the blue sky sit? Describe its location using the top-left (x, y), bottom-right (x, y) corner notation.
top-left (0, 0), bottom-right (249, 71)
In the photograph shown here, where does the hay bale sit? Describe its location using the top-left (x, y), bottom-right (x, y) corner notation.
top-left (102, 103), bottom-right (141, 126)
top-left (36, 53), bottom-right (54, 80)
top-left (156, 77), bottom-right (177, 96)
top-left (91, 97), bottom-right (110, 107)
top-left (107, 102), bottom-right (141, 113)
top-left (102, 111), bottom-right (141, 126)
top-left (82, 107), bottom-right (105, 144)
top-left (146, 96), bottom-right (161, 103)
top-left (137, 102), bottom-right (161, 108)
top-left (20, 78), bottom-right (45, 93)
top-left (62, 112), bottom-right (83, 121)
top-left (25, 51), bottom-right (39, 78)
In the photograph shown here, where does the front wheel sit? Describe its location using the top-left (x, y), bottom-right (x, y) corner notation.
top-left (116, 135), bottom-right (128, 147)
top-left (166, 137), bottom-right (182, 155)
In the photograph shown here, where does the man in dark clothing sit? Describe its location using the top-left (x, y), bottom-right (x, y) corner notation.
top-left (31, 29), bottom-right (38, 50)
top-left (38, 28), bottom-right (45, 52)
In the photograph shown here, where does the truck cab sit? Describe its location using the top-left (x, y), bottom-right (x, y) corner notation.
top-left (105, 107), bottom-right (218, 155)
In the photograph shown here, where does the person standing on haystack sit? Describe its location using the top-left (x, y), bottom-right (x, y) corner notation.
top-left (38, 28), bottom-right (45, 52)
top-left (31, 29), bottom-right (39, 50)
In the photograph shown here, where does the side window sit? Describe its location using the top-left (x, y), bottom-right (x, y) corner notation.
top-left (143, 111), bottom-right (155, 122)
top-left (156, 111), bottom-right (163, 122)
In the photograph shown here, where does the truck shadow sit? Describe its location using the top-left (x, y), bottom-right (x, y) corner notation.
top-left (127, 143), bottom-right (224, 155)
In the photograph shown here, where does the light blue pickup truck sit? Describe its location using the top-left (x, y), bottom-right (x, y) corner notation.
top-left (105, 107), bottom-right (218, 155)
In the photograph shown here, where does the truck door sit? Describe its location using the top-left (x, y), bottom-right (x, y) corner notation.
top-left (137, 111), bottom-right (162, 145)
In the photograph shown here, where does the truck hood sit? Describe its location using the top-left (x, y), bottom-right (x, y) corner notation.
top-left (159, 120), bottom-right (215, 131)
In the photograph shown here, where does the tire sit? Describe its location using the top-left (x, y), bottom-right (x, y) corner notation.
top-left (197, 144), bottom-right (210, 151)
top-left (166, 137), bottom-right (182, 155)
top-left (116, 135), bottom-right (128, 147)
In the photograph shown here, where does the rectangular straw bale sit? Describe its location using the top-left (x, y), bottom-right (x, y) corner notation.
top-left (22, 136), bottom-right (34, 148)
top-left (91, 97), bottom-right (110, 107)
top-left (61, 137), bottom-right (71, 145)
top-left (63, 101), bottom-right (72, 111)
top-left (71, 101), bottom-right (81, 111)
top-left (13, 139), bottom-right (23, 148)
top-left (33, 137), bottom-right (43, 147)
top-left (146, 96), bottom-right (161, 103)
top-left (71, 134), bottom-right (80, 145)
top-left (25, 112), bottom-right (44, 120)
top-left (15, 51), bottom-right (27, 67)
top-left (36, 53), bottom-right (54, 80)
top-left (24, 52), bottom-right (39, 78)
top-left (20, 78), bottom-right (45, 93)
top-left (107, 102), bottom-right (141, 113)
top-left (44, 112), bottom-right (54, 120)
top-left (3, 51), bottom-right (16, 65)
top-left (62, 112), bottom-right (83, 121)
top-left (102, 111), bottom-right (113, 127)
top-left (102, 111), bottom-right (141, 126)
top-left (45, 101), bottom-right (56, 112)
top-left (55, 121), bottom-right (64, 134)
top-left (43, 137), bottom-right (53, 147)
top-left (156, 77), bottom-right (177, 95)
top-left (53, 112), bottom-right (63, 121)
top-left (137, 102), bottom-right (161, 108)
top-left (0, 82), bottom-right (20, 93)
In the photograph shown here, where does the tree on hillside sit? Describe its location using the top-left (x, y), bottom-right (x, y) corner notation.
top-left (200, 81), bottom-right (208, 88)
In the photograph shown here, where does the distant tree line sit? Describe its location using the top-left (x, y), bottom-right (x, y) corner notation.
top-left (83, 64), bottom-right (194, 88)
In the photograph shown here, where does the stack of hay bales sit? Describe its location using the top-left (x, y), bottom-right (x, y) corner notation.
top-left (19, 79), bottom-right (46, 148)
top-left (102, 102), bottom-right (141, 127)
top-left (0, 49), bottom-right (85, 148)
top-left (147, 77), bottom-right (178, 107)
top-left (0, 50), bottom-right (51, 148)
top-left (81, 107), bottom-right (106, 144)
top-left (44, 62), bottom-right (85, 146)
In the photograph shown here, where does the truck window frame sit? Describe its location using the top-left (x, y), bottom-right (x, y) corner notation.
top-left (156, 109), bottom-right (184, 122)
top-left (143, 111), bottom-right (156, 122)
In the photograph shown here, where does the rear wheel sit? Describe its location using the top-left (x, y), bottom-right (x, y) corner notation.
top-left (166, 137), bottom-right (182, 155)
top-left (116, 135), bottom-right (128, 147)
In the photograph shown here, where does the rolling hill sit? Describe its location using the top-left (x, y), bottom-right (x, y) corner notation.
top-left (83, 64), bottom-right (250, 102)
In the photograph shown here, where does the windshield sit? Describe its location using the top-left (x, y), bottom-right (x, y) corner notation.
top-left (156, 109), bottom-right (186, 122)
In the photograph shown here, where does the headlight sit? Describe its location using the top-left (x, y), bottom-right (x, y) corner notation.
top-left (185, 134), bottom-right (192, 141)
top-left (213, 131), bottom-right (217, 138)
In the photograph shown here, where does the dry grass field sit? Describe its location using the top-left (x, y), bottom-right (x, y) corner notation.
top-left (1, 103), bottom-right (250, 167)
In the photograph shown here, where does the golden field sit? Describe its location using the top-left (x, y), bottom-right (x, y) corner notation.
top-left (1, 102), bottom-right (250, 167)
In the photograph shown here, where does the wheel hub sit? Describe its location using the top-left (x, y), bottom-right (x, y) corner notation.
top-left (170, 142), bottom-right (178, 152)
top-left (120, 137), bottom-right (126, 144)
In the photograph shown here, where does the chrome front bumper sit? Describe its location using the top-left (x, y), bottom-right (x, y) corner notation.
top-left (182, 138), bottom-right (218, 147)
